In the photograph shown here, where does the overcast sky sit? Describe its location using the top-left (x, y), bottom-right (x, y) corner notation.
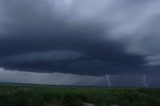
top-left (0, 0), bottom-right (160, 75)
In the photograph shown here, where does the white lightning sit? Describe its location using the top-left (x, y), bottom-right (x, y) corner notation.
top-left (142, 75), bottom-right (148, 88)
top-left (105, 74), bottom-right (111, 87)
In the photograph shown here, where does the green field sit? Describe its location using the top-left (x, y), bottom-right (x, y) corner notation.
top-left (0, 85), bottom-right (160, 106)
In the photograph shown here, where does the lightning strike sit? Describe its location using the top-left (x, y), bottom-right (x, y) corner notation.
top-left (142, 75), bottom-right (148, 88)
top-left (104, 74), bottom-right (111, 87)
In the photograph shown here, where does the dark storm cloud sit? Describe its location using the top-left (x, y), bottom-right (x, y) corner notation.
top-left (0, 0), bottom-right (160, 75)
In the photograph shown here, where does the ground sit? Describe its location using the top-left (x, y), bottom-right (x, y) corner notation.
top-left (0, 84), bottom-right (160, 106)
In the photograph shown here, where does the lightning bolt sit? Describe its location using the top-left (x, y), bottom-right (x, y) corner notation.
top-left (107, 75), bottom-right (111, 87)
top-left (104, 74), bottom-right (111, 87)
top-left (142, 75), bottom-right (148, 88)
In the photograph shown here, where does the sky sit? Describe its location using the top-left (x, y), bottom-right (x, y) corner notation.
top-left (0, 0), bottom-right (160, 78)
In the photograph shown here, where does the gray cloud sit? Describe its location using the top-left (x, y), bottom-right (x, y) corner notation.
top-left (0, 0), bottom-right (160, 75)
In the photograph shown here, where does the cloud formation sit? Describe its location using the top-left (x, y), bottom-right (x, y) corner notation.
top-left (0, 0), bottom-right (160, 75)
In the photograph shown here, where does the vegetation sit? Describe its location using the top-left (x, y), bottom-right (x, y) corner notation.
top-left (0, 85), bottom-right (160, 106)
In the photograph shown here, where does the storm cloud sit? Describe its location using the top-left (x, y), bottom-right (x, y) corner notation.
top-left (0, 0), bottom-right (160, 75)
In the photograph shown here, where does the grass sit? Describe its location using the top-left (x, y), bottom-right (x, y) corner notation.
top-left (0, 85), bottom-right (160, 106)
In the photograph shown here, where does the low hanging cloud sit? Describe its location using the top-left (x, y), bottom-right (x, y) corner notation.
top-left (0, 0), bottom-right (160, 75)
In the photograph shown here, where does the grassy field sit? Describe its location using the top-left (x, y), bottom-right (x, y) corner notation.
top-left (0, 85), bottom-right (160, 106)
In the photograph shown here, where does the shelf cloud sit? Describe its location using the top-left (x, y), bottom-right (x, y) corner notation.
top-left (0, 0), bottom-right (160, 75)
